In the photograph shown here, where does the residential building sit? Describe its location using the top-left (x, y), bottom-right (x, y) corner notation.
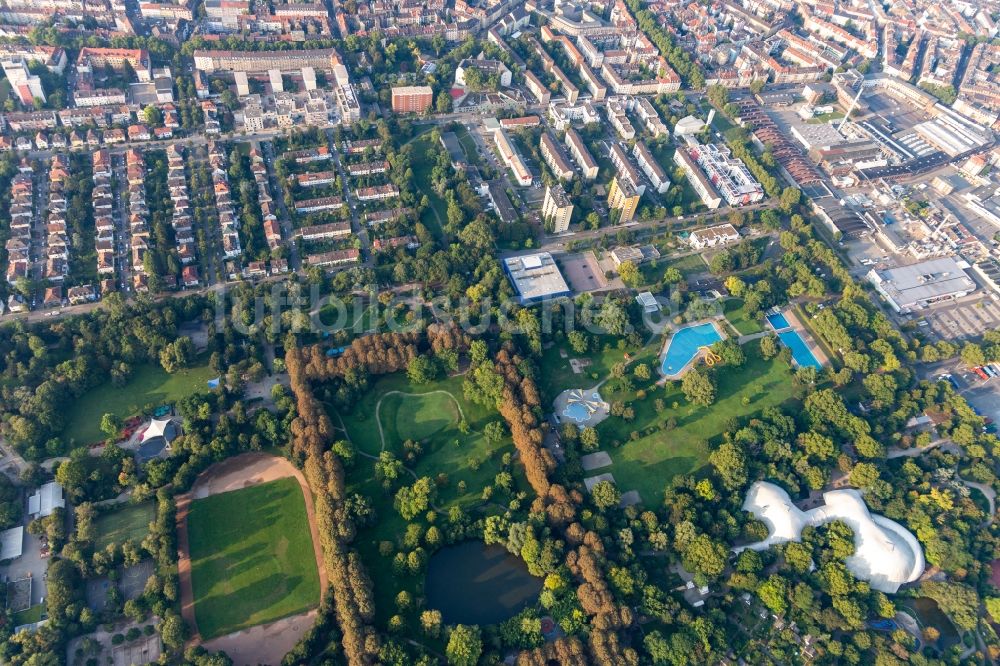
top-left (392, 85), bottom-right (434, 113)
top-left (689, 223), bottom-right (741, 250)
top-left (565, 127), bottom-right (598, 180)
top-left (542, 184), bottom-right (574, 233)
top-left (540, 132), bottom-right (574, 182)
top-left (608, 175), bottom-right (641, 223)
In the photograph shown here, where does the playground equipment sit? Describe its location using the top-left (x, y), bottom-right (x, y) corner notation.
top-left (699, 346), bottom-right (722, 367)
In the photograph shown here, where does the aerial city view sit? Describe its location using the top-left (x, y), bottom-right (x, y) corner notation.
top-left (2, 0), bottom-right (1000, 662)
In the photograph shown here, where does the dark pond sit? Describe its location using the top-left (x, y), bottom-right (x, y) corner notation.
top-left (425, 541), bottom-right (542, 625)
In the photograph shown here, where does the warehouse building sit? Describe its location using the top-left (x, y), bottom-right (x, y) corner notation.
top-left (504, 253), bottom-right (572, 304)
top-left (866, 256), bottom-right (976, 313)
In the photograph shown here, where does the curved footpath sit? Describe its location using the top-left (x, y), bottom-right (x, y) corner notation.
top-left (175, 452), bottom-right (327, 664)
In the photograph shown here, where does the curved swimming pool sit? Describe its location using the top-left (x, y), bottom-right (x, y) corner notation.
top-left (660, 322), bottom-right (724, 378)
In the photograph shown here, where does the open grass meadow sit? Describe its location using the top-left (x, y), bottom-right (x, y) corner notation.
top-left (63, 358), bottom-right (215, 446)
top-left (330, 372), bottom-right (525, 626)
top-left (596, 343), bottom-right (797, 504)
top-left (724, 298), bottom-right (764, 335)
top-left (93, 501), bottom-right (155, 550)
top-left (186, 478), bottom-right (321, 639)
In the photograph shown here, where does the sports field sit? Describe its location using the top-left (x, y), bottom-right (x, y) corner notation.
top-left (186, 478), bottom-right (321, 639)
top-left (63, 359), bottom-right (215, 446)
top-left (93, 502), bottom-right (155, 549)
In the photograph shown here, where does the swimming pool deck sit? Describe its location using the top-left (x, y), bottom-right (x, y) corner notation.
top-left (779, 309), bottom-right (829, 368)
top-left (658, 318), bottom-right (727, 381)
top-left (765, 308), bottom-right (830, 367)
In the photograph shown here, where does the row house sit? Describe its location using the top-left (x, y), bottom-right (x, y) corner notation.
top-left (208, 141), bottom-right (243, 260)
top-left (285, 145), bottom-right (331, 164)
top-left (5, 169), bottom-right (33, 285)
top-left (44, 155), bottom-right (71, 286)
top-left (126, 149), bottom-right (151, 292)
top-left (92, 149), bottom-right (116, 279)
top-left (295, 195), bottom-right (344, 214)
top-left (297, 221), bottom-right (352, 241)
top-left (296, 170), bottom-right (338, 187)
top-left (347, 160), bottom-right (389, 177)
top-left (354, 183), bottom-right (399, 202)
top-left (167, 145), bottom-right (198, 280)
top-left (249, 146), bottom-right (282, 252)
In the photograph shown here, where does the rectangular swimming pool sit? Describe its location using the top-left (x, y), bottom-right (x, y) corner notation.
top-left (660, 322), bottom-right (724, 378)
top-left (766, 312), bottom-right (791, 330)
top-left (778, 330), bottom-right (822, 370)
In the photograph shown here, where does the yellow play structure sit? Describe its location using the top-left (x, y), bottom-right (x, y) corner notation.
top-left (699, 346), bottom-right (722, 367)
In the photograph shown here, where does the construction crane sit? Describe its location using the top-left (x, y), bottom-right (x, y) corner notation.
top-left (838, 80), bottom-right (867, 133)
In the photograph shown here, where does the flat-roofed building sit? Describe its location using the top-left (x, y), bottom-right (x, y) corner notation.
top-left (524, 70), bottom-right (551, 105)
top-left (608, 175), bottom-right (641, 223)
top-left (493, 128), bottom-right (532, 186)
top-left (540, 132), bottom-right (574, 182)
top-left (542, 183), bottom-right (574, 233)
top-left (565, 127), bottom-right (598, 180)
top-left (689, 223), bottom-right (740, 250)
top-left (503, 252), bottom-right (572, 304)
top-left (632, 141), bottom-right (669, 194)
top-left (392, 85), bottom-right (434, 113)
top-left (866, 257), bottom-right (976, 313)
top-left (673, 146), bottom-right (722, 209)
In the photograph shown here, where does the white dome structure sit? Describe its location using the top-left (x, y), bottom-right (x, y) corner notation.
top-left (737, 482), bottom-right (925, 593)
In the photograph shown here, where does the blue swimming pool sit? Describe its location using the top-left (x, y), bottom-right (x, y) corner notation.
top-left (563, 402), bottom-right (591, 423)
top-left (778, 330), bottom-right (822, 370)
top-left (766, 312), bottom-right (791, 330)
top-left (661, 322), bottom-right (724, 377)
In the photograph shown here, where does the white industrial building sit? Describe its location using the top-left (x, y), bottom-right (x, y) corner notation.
top-left (866, 256), bottom-right (976, 313)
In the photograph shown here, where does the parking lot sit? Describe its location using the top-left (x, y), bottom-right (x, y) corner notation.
top-left (917, 297), bottom-right (1000, 341)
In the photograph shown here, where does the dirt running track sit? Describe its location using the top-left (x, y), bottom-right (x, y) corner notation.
top-left (176, 452), bottom-right (327, 665)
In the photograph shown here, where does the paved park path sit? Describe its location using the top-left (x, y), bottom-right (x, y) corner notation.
top-left (175, 452), bottom-right (327, 663)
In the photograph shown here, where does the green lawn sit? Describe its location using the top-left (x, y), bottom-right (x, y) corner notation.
top-left (724, 298), bottom-right (764, 335)
top-left (63, 359), bottom-right (215, 446)
top-left (640, 253), bottom-right (707, 286)
top-left (454, 125), bottom-right (481, 166)
top-left (93, 502), bottom-right (155, 550)
top-left (408, 133), bottom-right (448, 241)
top-left (332, 372), bottom-right (522, 627)
top-left (11, 604), bottom-right (44, 627)
top-left (598, 344), bottom-right (797, 503)
top-left (384, 391), bottom-right (460, 442)
top-left (538, 335), bottom-right (660, 404)
top-left (186, 478), bottom-right (321, 639)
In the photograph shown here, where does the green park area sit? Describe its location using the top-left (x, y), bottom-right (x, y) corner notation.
top-left (538, 335), bottom-right (660, 404)
top-left (63, 360), bottom-right (215, 446)
top-left (93, 502), bottom-right (155, 550)
top-left (186, 478), bottom-right (321, 639)
top-left (408, 133), bottom-right (448, 240)
top-left (333, 372), bottom-right (521, 624)
top-left (597, 344), bottom-right (796, 502)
